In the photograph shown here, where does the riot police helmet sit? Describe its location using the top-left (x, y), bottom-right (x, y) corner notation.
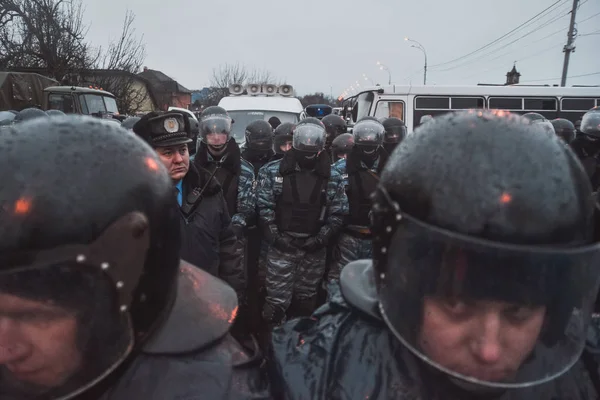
top-left (419, 114), bottom-right (433, 125)
top-left (0, 116), bottom-right (182, 398)
top-left (13, 107), bottom-right (48, 124)
top-left (353, 118), bottom-right (385, 147)
top-left (245, 119), bottom-right (274, 152)
top-left (198, 106), bottom-right (232, 149)
top-left (382, 117), bottom-right (407, 144)
top-left (580, 110), bottom-right (600, 139)
top-left (121, 116), bottom-right (141, 131)
top-left (46, 109), bottom-right (67, 118)
top-left (321, 114), bottom-right (347, 142)
top-left (551, 118), bottom-right (577, 144)
top-left (0, 111), bottom-right (16, 128)
top-left (522, 112), bottom-right (555, 136)
top-left (331, 133), bottom-right (354, 159)
top-left (273, 122), bottom-right (295, 154)
top-left (370, 110), bottom-right (600, 390)
top-left (292, 117), bottom-right (326, 153)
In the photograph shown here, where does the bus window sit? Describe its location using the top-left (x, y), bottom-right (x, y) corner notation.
top-left (374, 101), bottom-right (405, 120)
top-left (560, 98), bottom-right (595, 111)
top-left (489, 97), bottom-right (522, 110)
top-left (415, 96), bottom-right (450, 110)
top-left (523, 98), bottom-right (557, 111)
top-left (451, 97), bottom-right (485, 110)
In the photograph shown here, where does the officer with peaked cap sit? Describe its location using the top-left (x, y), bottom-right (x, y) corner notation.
top-left (133, 112), bottom-right (246, 303)
top-left (0, 115), bottom-right (269, 399)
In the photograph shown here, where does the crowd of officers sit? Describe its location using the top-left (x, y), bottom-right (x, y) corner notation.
top-left (1, 105), bottom-right (600, 399)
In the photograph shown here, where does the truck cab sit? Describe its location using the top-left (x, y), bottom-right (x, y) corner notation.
top-left (44, 86), bottom-right (121, 119)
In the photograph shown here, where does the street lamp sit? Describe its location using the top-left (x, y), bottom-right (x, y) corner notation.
top-left (362, 73), bottom-right (375, 85)
top-left (376, 61), bottom-right (392, 85)
top-left (405, 37), bottom-right (428, 85)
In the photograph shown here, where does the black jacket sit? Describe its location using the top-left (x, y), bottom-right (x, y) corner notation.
top-left (179, 163), bottom-right (245, 298)
top-left (97, 262), bottom-right (270, 399)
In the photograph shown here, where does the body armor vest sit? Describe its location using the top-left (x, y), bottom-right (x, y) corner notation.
top-left (276, 170), bottom-right (327, 235)
top-left (347, 169), bottom-right (379, 227)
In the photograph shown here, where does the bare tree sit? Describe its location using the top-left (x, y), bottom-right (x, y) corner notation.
top-left (82, 10), bottom-right (149, 114)
top-left (0, 0), bottom-right (96, 82)
top-left (209, 63), bottom-right (282, 104)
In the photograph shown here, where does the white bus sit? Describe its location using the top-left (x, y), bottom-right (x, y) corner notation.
top-left (344, 85), bottom-right (600, 133)
top-left (218, 84), bottom-right (304, 145)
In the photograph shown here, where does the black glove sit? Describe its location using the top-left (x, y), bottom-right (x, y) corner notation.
top-left (231, 223), bottom-right (245, 240)
top-left (301, 236), bottom-right (325, 253)
top-left (261, 302), bottom-right (286, 324)
top-left (273, 234), bottom-right (299, 253)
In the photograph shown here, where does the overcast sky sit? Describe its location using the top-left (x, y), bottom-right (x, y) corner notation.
top-left (82, 0), bottom-right (600, 97)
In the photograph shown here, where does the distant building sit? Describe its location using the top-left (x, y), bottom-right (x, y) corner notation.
top-left (138, 67), bottom-right (192, 110)
top-left (191, 88), bottom-right (212, 104)
top-left (505, 64), bottom-right (521, 85)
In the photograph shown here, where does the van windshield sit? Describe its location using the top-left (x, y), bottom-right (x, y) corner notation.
top-left (228, 110), bottom-right (299, 145)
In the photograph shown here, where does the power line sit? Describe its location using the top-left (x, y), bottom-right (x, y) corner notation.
top-left (578, 10), bottom-right (600, 24)
top-left (429, 0), bottom-right (568, 68)
top-left (519, 71), bottom-right (600, 83)
top-left (430, 8), bottom-right (571, 73)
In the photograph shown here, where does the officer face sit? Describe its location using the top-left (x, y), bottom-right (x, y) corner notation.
top-left (418, 297), bottom-right (545, 382)
top-left (156, 144), bottom-right (190, 182)
top-left (0, 292), bottom-right (81, 389)
top-left (279, 141), bottom-right (292, 153)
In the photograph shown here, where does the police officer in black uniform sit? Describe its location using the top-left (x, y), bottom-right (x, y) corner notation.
top-left (271, 122), bottom-right (295, 161)
top-left (269, 110), bottom-right (600, 399)
top-left (551, 118), bottom-right (577, 145)
top-left (12, 107), bottom-right (48, 124)
top-left (132, 111), bottom-right (245, 302)
top-left (242, 120), bottom-right (275, 175)
top-left (0, 116), bottom-right (269, 399)
top-left (381, 117), bottom-right (407, 155)
top-left (321, 114), bottom-right (347, 161)
top-left (571, 110), bottom-right (600, 191)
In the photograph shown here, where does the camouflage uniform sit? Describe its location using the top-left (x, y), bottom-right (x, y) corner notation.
top-left (257, 155), bottom-right (348, 322)
top-left (329, 155), bottom-right (383, 282)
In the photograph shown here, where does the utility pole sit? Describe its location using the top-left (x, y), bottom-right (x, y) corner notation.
top-left (560, 0), bottom-right (579, 87)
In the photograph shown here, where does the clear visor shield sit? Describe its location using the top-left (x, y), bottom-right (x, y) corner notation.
top-left (353, 121), bottom-right (384, 145)
top-left (273, 135), bottom-right (293, 154)
top-left (200, 116), bottom-right (232, 146)
top-left (378, 212), bottom-right (600, 389)
top-left (0, 265), bottom-right (133, 399)
top-left (581, 114), bottom-right (600, 135)
top-left (384, 125), bottom-right (407, 144)
top-left (292, 124), bottom-right (326, 152)
top-left (529, 119), bottom-right (555, 137)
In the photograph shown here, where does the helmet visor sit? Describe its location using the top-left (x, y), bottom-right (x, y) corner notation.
top-left (0, 263), bottom-right (133, 399)
top-left (378, 211), bottom-right (600, 389)
top-left (200, 116), bottom-right (232, 145)
top-left (384, 125), bottom-right (407, 143)
top-left (292, 124), bottom-right (326, 152)
top-left (353, 120), bottom-right (384, 145)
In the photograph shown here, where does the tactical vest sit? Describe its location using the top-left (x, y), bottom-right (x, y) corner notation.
top-left (275, 171), bottom-right (327, 235)
top-left (212, 166), bottom-right (239, 217)
top-left (347, 169), bottom-right (379, 227)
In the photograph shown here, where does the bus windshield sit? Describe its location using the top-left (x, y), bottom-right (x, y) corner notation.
top-left (228, 110), bottom-right (299, 145)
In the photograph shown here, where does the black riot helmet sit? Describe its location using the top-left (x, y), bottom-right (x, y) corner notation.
top-left (292, 117), bottom-right (326, 153)
top-left (0, 116), bottom-right (181, 399)
top-left (331, 133), bottom-right (354, 160)
top-left (199, 106), bottom-right (232, 149)
top-left (245, 119), bottom-right (274, 152)
top-left (581, 110), bottom-right (600, 139)
top-left (46, 109), bottom-right (66, 118)
top-left (551, 118), bottom-right (577, 144)
top-left (370, 110), bottom-right (600, 391)
top-left (382, 117), bottom-right (407, 144)
top-left (13, 107), bottom-right (48, 124)
top-left (268, 116), bottom-right (281, 130)
top-left (273, 122), bottom-right (295, 154)
top-left (321, 114), bottom-right (347, 144)
top-left (522, 112), bottom-right (555, 137)
top-left (352, 118), bottom-right (385, 164)
top-left (121, 116), bottom-right (141, 131)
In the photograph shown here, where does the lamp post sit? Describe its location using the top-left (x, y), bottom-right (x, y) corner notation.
top-left (376, 61), bottom-right (392, 85)
top-left (405, 37), bottom-right (428, 85)
top-left (362, 73), bottom-right (375, 85)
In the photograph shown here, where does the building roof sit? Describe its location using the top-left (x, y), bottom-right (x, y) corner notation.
top-left (138, 68), bottom-right (191, 94)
